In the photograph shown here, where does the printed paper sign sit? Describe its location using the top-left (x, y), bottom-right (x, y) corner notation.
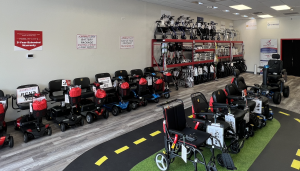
top-left (246, 19), bottom-right (257, 30)
top-left (77, 34), bottom-right (97, 49)
top-left (267, 20), bottom-right (279, 29)
top-left (120, 36), bottom-right (134, 49)
top-left (252, 99), bottom-right (262, 114)
top-left (62, 80), bottom-right (71, 86)
top-left (181, 145), bottom-right (187, 163)
top-left (206, 124), bottom-right (224, 148)
top-left (260, 39), bottom-right (277, 53)
top-left (98, 77), bottom-right (113, 88)
top-left (260, 53), bottom-right (276, 61)
top-left (14, 30), bottom-right (43, 51)
top-left (225, 114), bottom-right (236, 133)
top-left (244, 112), bottom-right (250, 123)
top-left (17, 86), bottom-right (39, 104)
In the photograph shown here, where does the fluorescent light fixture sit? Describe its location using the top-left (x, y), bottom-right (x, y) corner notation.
top-left (223, 10), bottom-right (230, 12)
top-left (241, 15), bottom-right (248, 17)
top-left (230, 4), bottom-right (252, 10)
top-left (198, 2), bottom-right (203, 5)
top-left (271, 5), bottom-right (290, 11)
top-left (258, 14), bottom-right (273, 18)
top-left (213, 6), bottom-right (218, 9)
top-left (233, 13), bottom-right (240, 15)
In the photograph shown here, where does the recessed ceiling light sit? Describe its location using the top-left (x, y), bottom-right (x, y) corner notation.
top-left (249, 17), bottom-right (255, 19)
top-left (241, 15), bottom-right (248, 17)
top-left (271, 5), bottom-right (291, 11)
top-left (207, 6), bottom-right (218, 9)
top-left (213, 6), bottom-right (218, 9)
top-left (258, 14), bottom-right (273, 18)
top-left (223, 10), bottom-right (230, 12)
top-left (233, 13), bottom-right (240, 15)
top-left (198, 2), bottom-right (203, 5)
top-left (230, 4), bottom-right (252, 10)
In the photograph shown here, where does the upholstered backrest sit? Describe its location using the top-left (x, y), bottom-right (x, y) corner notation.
top-left (191, 92), bottom-right (209, 113)
top-left (164, 103), bottom-right (186, 131)
top-left (225, 83), bottom-right (240, 96)
top-left (73, 77), bottom-right (91, 89)
top-left (212, 89), bottom-right (227, 104)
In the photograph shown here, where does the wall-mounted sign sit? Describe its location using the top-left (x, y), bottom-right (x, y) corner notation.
top-left (77, 34), bottom-right (97, 49)
top-left (246, 19), bottom-right (257, 30)
top-left (267, 20), bottom-right (279, 29)
top-left (14, 30), bottom-right (43, 51)
top-left (260, 39), bottom-right (277, 65)
top-left (120, 36), bottom-right (134, 49)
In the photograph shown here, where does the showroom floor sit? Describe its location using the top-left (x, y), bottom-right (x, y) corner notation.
top-left (1, 73), bottom-right (299, 171)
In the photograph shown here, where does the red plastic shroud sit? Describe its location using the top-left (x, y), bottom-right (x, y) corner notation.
top-left (0, 136), bottom-right (6, 146)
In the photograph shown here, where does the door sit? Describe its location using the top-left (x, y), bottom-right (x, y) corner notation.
top-left (281, 40), bottom-right (300, 76)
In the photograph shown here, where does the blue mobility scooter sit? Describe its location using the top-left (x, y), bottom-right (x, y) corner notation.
top-left (0, 92), bottom-right (13, 148)
top-left (95, 73), bottom-right (132, 116)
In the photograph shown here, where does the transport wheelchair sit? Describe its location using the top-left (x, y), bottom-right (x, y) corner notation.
top-left (156, 99), bottom-right (236, 171)
top-left (0, 92), bottom-right (13, 148)
top-left (232, 69), bottom-right (272, 120)
top-left (192, 92), bottom-right (244, 154)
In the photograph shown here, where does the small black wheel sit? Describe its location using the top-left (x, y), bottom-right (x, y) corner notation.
top-left (143, 100), bottom-right (148, 106)
top-left (60, 123), bottom-right (66, 132)
top-left (164, 93), bottom-right (170, 99)
top-left (155, 152), bottom-right (169, 171)
top-left (154, 98), bottom-right (159, 103)
top-left (175, 86), bottom-right (178, 91)
top-left (127, 104), bottom-right (132, 112)
top-left (86, 113), bottom-right (93, 124)
top-left (230, 140), bottom-right (240, 154)
top-left (216, 154), bottom-right (224, 167)
top-left (80, 118), bottom-right (84, 126)
top-left (103, 109), bottom-right (109, 119)
top-left (131, 102), bottom-right (138, 110)
top-left (244, 129), bottom-right (250, 139)
top-left (9, 136), bottom-right (14, 148)
top-left (262, 120), bottom-right (266, 127)
top-left (112, 106), bottom-right (119, 116)
top-left (273, 92), bottom-right (281, 104)
top-left (46, 110), bottom-right (52, 121)
top-left (24, 133), bottom-right (28, 143)
top-left (268, 115), bottom-right (273, 120)
top-left (14, 121), bottom-right (19, 130)
top-left (249, 130), bottom-right (255, 137)
top-left (283, 86), bottom-right (289, 98)
top-left (48, 127), bottom-right (52, 136)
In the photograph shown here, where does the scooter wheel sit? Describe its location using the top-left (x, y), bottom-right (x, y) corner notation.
top-left (86, 113), bottom-right (93, 124)
top-left (80, 119), bottom-right (84, 126)
top-left (9, 136), bottom-right (14, 148)
top-left (112, 106), bottom-right (119, 116)
top-left (131, 102), bottom-right (138, 110)
top-left (262, 120), bottom-right (266, 127)
top-left (273, 92), bottom-right (281, 104)
top-left (164, 93), bottom-right (170, 99)
top-left (249, 130), bottom-right (254, 137)
top-left (60, 123), bottom-right (66, 132)
top-left (24, 133), bottom-right (29, 143)
top-left (267, 115), bottom-right (273, 120)
top-left (154, 98), bottom-right (159, 103)
top-left (127, 104), bottom-right (132, 112)
top-left (103, 110), bottom-right (109, 119)
top-left (216, 154), bottom-right (224, 167)
top-left (48, 127), bottom-right (52, 136)
top-left (143, 100), bottom-right (148, 106)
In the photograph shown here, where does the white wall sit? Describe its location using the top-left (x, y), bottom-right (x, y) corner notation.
top-left (234, 16), bottom-right (300, 72)
top-left (0, 0), bottom-right (232, 121)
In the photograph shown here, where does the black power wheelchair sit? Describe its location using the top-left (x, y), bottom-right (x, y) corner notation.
top-left (156, 99), bottom-right (236, 171)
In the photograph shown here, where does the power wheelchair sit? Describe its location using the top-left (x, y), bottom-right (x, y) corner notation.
top-left (156, 99), bottom-right (236, 171)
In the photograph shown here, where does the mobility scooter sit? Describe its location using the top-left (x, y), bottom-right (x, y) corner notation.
top-left (0, 91), bottom-right (13, 148)
top-left (45, 80), bottom-right (84, 132)
top-left (12, 84), bottom-right (52, 142)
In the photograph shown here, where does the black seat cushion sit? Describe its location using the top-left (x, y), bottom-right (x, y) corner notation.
top-left (81, 91), bottom-right (94, 98)
top-left (171, 127), bottom-right (211, 148)
top-left (49, 95), bottom-right (64, 102)
top-left (232, 100), bottom-right (256, 112)
top-left (231, 109), bottom-right (246, 121)
top-left (17, 103), bottom-right (30, 110)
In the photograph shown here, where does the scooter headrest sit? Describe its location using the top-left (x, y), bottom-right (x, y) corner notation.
top-left (234, 69), bottom-right (240, 78)
top-left (272, 54), bottom-right (280, 59)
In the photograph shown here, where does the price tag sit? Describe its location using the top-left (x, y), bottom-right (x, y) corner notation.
top-left (198, 68), bottom-right (203, 75)
top-left (194, 68), bottom-right (198, 76)
top-left (65, 94), bottom-right (69, 103)
top-left (62, 80), bottom-right (71, 86)
top-left (181, 145), bottom-right (187, 163)
top-left (0, 100), bottom-right (7, 109)
top-left (225, 114), bottom-right (236, 133)
top-left (147, 76), bottom-right (152, 86)
top-left (92, 86), bottom-right (96, 93)
top-left (231, 63), bottom-right (234, 67)
top-left (221, 66), bottom-right (224, 72)
top-left (210, 65), bottom-right (214, 73)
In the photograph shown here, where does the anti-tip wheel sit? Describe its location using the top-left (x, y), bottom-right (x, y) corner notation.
top-left (155, 153), bottom-right (169, 171)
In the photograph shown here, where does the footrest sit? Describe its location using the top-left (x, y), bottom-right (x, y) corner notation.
top-left (221, 153), bottom-right (236, 170)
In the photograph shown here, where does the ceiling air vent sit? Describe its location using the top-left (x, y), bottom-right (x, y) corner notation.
top-left (284, 12), bottom-right (299, 15)
top-left (253, 12), bottom-right (263, 15)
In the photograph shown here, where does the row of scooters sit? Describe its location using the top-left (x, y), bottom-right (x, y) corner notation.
top-left (0, 67), bottom-right (175, 148)
top-left (155, 68), bottom-right (279, 171)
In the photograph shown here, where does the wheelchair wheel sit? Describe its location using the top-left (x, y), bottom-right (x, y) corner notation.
top-left (283, 86), bottom-right (289, 98)
top-left (217, 154), bottom-right (224, 167)
top-left (155, 152), bottom-right (169, 171)
top-left (273, 92), bottom-right (281, 104)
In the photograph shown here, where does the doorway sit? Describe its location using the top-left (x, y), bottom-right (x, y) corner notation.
top-left (281, 39), bottom-right (300, 76)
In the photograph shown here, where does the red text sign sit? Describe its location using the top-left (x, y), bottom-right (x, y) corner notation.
top-left (15, 30), bottom-right (43, 51)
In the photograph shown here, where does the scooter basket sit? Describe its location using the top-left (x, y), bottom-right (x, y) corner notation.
top-left (95, 89), bottom-right (107, 106)
top-left (33, 109), bottom-right (47, 118)
top-left (164, 75), bottom-right (173, 83)
top-left (119, 82), bottom-right (130, 98)
top-left (95, 97), bottom-right (106, 107)
top-left (69, 87), bottom-right (82, 105)
top-left (70, 96), bottom-right (81, 106)
top-left (154, 82), bottom-right (163, 91)
top-left (32, 99), bottom-right (47, 118)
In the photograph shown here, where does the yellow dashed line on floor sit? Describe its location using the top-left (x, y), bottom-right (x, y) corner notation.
top-left (188, 115), bottom-right (193, 118)
top-left (295, 118), bottom-right (300, 123)
top-left (279, 111), bottom-right (290, 116)
top-left (115, 146), bottom-right (129, 154)
top-left (296, 149), bottom-right (300, 157)
top-left (95, 156), bottom-right (108, 166)
top-left (134, 138), bottom-right (147, 145)
top-left (150, 131), bottom-right (161, 137)
top-left (291, 159), bottom-right (300, 170)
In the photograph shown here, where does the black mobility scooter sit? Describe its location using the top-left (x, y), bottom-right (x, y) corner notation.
top-left (45, 80), bottom-right (84, 132)
top-left (156, 99), bottom-right (236, 171)
top-left (73, 77), bottom-right (109, 123)
top-left (12, 85), bottom-right (52, 143)
top-left (0, 91), bottom-right (13, 148)
top-left (260, 54), bottom-right (289, 104)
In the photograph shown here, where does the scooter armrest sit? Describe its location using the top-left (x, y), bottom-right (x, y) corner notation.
top-left (227, 95), bottom-right (243, 100)
top-left (192, 118), bottom-right (206, 124)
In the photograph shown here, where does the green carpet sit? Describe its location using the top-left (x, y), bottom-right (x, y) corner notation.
top-left (131, 119), bottom-right (280, 171)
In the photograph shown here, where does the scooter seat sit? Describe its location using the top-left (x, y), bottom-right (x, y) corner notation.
top-left (81, 91), bottom-right (94, 98)
top-left (231, 109), bottom-right (246, 121)
top-left (268, 74), bottom-right (281, 81)
top-left (232, 100), bottom-right (256, 112)
top-left (49, 95), bottom-right (65, 102)
top-left (17, 102), bottom-right (30, 110)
